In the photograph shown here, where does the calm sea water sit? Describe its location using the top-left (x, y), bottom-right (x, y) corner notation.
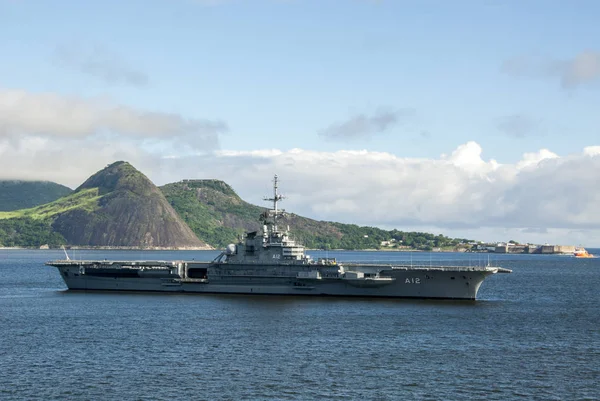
top-left (1, 249), bottom-right (599, 400)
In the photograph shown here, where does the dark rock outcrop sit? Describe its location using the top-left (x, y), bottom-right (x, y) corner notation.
top-left (52, 161), bottom-right (210, 249)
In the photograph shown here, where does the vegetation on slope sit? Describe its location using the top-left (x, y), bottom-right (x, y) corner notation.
top-left (0, 218), bottom-right (66, 247)
top-left (162, 179), bottom-right (471, 250)
top-left (0, 189), bottom-right (99, 247)
top-left (0, 162), bottom-right (209, 249)
top-left (161, 180), bottom-right (344, 249)
top-left (327, 224), bottom-right (470, 251)
top-left (161, 180), bottom-right (262, 248)
top-left (0, 188), bottom-right (101, 220)
top-left (0, 180), bottom-right (72, 211)
top-left (52, 161), bottom-right (208, 248)
top-left (0, 162), bottom-right (472, 250)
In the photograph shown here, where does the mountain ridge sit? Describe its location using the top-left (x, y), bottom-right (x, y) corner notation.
top-left (0, 162), bottom-right (211, 249)
top-left (161, 179), bottom-right (469, 251)
top-left (0, 180), bottom-right (72, 211)
top-left (53, 161), bottom-right (210, 248)
top-left (1, 161), bottom-right (472, 250)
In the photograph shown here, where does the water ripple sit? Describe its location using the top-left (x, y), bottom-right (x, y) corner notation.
top-left (1, 250), bottom-right (599, 400)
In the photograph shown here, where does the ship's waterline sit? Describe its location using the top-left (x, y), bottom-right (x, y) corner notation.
top-left (48, 261), bottom-right (507, 299)
top-left (47, 175), bottom-right (511, 300)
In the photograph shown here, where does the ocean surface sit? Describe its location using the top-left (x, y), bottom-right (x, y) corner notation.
top-left (1, 249), bottom-right (599, 401)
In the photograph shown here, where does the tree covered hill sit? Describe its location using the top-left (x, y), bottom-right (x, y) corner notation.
top-left (161, 179), bottom-right (472, 251)
top-left (0, 162), bottom-right (210, 249)
top-left (0, 162), bottom-right (473, 250)
top-left (0, 180), bottom-right (72, 211)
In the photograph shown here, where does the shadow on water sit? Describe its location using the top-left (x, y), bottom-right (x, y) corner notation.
top-left (54, 288), bottom-right (496, 308)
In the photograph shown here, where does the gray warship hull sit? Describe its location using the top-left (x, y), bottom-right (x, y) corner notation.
top-left (47, 260), bottom-right (510, 300)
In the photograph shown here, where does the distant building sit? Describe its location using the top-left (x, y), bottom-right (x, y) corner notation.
top-left (380, 239), bottom-right (397, 247)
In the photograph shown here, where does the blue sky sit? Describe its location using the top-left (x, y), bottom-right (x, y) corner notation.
top-left (1, 0), bottom-right (600, 245)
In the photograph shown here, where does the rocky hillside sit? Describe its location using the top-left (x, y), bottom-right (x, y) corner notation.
top-left (161, 179), bottom-right (466, 250)
top-left (52, 162), bottom-right (210, 248)
top-left (0, 181), bottom-right (72, 211)
top-left (0, 161), bottom-right (471, 250)
top-left (0, 162), bottom-right (211, 249)
top-left (160, 179), bottom-right (264, 248)
top-left (161, 179), bottom-right (344, 248)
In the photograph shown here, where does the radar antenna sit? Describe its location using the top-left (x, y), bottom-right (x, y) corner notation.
top-left (263, 174), bottom-right (286, 232)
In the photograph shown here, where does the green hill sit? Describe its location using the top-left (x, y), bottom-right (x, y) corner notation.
top-left (0, 161), bottom-right (472, 250)
top-left (0, 181), bottom-right (72, 211)
top-left (160, 179), bottom-right (264, 248)
top-left (161, 179), bottom-right (470, 251)
top-left (0, 162), bottom-right (210, 249)
top-left (0, 189), bottom-right (100, 247)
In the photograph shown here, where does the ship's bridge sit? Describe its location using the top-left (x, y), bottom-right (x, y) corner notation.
top-left (217, 175), bottom-right (312, 265)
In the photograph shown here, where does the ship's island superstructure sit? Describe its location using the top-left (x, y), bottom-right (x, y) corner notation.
top-left (47, 175), bottom-right (511, 300)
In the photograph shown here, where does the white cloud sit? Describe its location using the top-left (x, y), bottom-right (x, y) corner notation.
top-left (583, 146), bottom-right (600, 157)
top-left (516, 149), bottom-right (559, 170)
top-left (445, 141), bottom-right (499, 175)
top-left (216, 149), bottom-right (284, 158)
top-left (0, 88), bottom-right (226, 147)
top-left (150, 143), bottom-right (600, 243)
top-left (2, 109), bottom-right (600, 245)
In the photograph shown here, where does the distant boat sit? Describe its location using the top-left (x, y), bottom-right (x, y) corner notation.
top-left (574, 248), bottom-right (595, 258)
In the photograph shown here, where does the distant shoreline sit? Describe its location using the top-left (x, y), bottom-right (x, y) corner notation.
top-left (2, 246), bottom-right (595, 253)
top-left (0, 246), bottom-right (214, 251)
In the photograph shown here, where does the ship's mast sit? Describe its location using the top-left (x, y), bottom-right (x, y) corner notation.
top-left (263, 174), bottom-right (285, 233)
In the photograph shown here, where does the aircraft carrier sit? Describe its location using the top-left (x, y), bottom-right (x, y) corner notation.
top-left (47, 175), bottom-right (511, 300)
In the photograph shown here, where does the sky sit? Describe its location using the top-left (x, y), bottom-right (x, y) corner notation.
top-left (1, 0), bottom-right (599, 246)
